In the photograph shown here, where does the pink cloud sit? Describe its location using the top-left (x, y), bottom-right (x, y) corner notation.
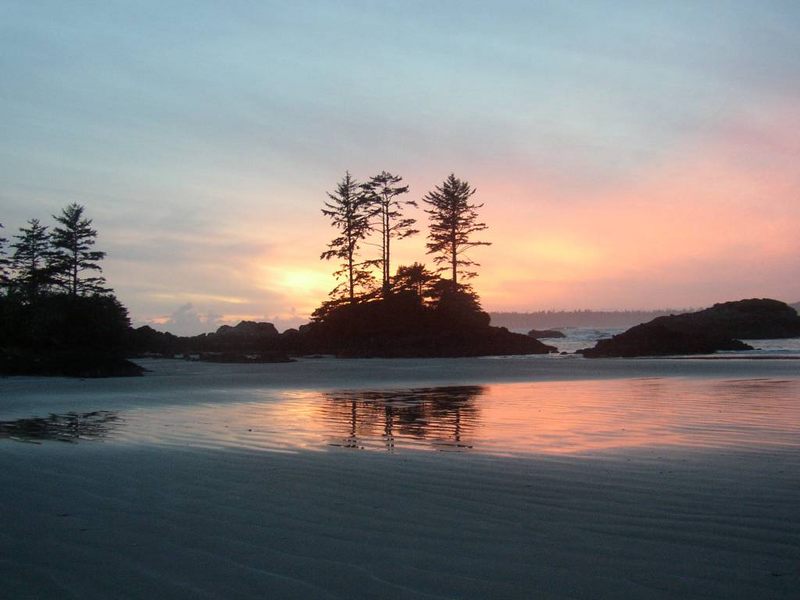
top-left (476, 102), bottom-right (800, 309)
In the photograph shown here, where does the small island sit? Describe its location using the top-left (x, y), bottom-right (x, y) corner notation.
top-left (579, 298), bottom-right (800, 358)
top-left (527, 328), bottom-right (566, 339)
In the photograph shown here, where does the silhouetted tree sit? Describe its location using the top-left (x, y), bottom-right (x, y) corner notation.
top-left (321, 172), bottom-right (376, 304)
top-left (430, 279), bottom-right (490, 329)
top-left (423, 174), bottom-right (490, 285)
top-left (0, 223), bottom-right (8, 290)
top-left (362, 171), bottom-right (416, 296)
top-left (51, 203), bottom-right (108, 296)
top-left (393, 262), bottom-right (438, 301)
top-left (10, 219), bottom-right (54, 301)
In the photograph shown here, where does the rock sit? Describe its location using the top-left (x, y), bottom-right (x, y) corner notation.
top-left (579, 298), bottom-right (799, 358)
top-left (215, 321), bottom-right (279, 338)
top-left (527, 328), bottom-right (566, 339)
top-left (305, 294), bottom-right (557, 358)
top-left (0, 350), bottom-right (145, 378)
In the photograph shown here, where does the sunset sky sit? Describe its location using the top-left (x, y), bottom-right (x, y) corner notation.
top-left (2, 1), bottom-right (799, 334)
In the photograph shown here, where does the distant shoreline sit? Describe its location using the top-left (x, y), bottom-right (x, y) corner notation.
top-left (489, 309), bottom-right (692, 329)
top-left (490, 302), bottom-right (800, 330)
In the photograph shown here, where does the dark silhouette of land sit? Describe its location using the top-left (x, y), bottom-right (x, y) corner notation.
top-left (527, 328), bottom-right (566, 339)
top-left (130, 288), bottom-right (556, 360)
top-left (128, 320), bottom-right (294, 362)
top-left (1, 206), bottom-right (141, 377)
top-left (3, 193), bottom-right (798, 376)
top-left (579, 299), bottom-right (800, 358)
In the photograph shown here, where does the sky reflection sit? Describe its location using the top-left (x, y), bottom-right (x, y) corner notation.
top-left (5, 378), bottom-right (799, 456)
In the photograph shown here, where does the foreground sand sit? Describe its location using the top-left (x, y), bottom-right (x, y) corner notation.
top-left (2, 444), bottom-right (798, 599)
top-left (1, 358), bottom-right (799, 598)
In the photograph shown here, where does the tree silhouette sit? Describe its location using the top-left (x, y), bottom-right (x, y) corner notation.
top-left (0, 223), bottom-right (8, 288)
top-left (321, 172), bottom-right (376, 304)
top-left (10, 219), bottom-right (54, 301)
top-left (393, 262), bottom-right (438, 301)
top-left (422, 174), bottom-right (490, 285)
top-left (51, 203), bottom-right (107, 296)
top-left (362, 171), bottom-right (417, 296)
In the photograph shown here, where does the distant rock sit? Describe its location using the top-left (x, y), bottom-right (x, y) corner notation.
top-left (215, 321), bottom-right (279, 338)
top-left (527, 328), bottom-right (566, 339)
top-left (579, 298), bottom-right (800, 358)
top-left (128, 320), bottom-right (284, 357)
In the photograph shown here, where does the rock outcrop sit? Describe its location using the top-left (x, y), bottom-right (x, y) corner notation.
top-left (579, 298), bottom-right (800, 358)
top-left (527, 328), bottom-right (566, 339)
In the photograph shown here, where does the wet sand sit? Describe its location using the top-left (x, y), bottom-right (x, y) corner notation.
top-left (1, 358), bottom-right (799, 599)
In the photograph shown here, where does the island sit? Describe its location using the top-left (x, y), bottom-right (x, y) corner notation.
top-left (527, 328), bottom-right (566, 339)
top-left (579, 298), bottom-right (800, 358)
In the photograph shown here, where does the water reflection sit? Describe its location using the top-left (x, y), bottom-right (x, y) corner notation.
top-left (320, 386), bottom-right (483, 452)
top-left (0, 411), bottom-right (120, 444)
top-left (3, 378), bottom-right (800, 455)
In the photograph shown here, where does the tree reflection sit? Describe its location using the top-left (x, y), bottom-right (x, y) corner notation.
top-left (321, 386), bottom-right (484, 452)
top-left (0, 410), bottom-right (120, 443)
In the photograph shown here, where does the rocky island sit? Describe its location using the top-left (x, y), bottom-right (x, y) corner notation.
top-left (579, 298), bottom-right (800, 358)
top-left (130, 288), bottom-right (556, 360)
top-left (527, 328), bottom-right (566, 339)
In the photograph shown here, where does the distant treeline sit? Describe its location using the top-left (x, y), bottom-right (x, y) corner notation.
top-left (489, 309), bottom-right (693, 330)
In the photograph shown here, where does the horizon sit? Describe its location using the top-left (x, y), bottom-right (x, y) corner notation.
top-left (136, 300), bottom-right (800, 337)
top-left (3, 2), bottom-right (799, 335)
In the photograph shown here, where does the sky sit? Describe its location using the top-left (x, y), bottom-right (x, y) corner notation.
top-left (1, 1), bottom-right (799, 334)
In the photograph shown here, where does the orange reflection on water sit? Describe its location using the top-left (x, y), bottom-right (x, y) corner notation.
top-left (313, 378), bottom-right (800, 455)
top-left (46, 377), bottom-right (800, 456)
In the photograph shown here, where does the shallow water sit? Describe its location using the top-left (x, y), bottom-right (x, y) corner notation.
top-left (6, 377), bottom-right (799, 456)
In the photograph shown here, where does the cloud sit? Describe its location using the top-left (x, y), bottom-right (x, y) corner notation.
top-left (478, 100), bottom-right (800, 309)
top-left (146, 303), bottom-right (222, 337)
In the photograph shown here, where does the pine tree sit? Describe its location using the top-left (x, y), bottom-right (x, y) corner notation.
top-left (362, 171), bottom-right (416, 296)
top-left (51, 203), bottom-right (107, 296)
top-left (422, 174), bottom-right (490, 285)
top-left (393, 262), bottom-right (438, 301)
top-left (10, 219), bottom-right (55, 300)
top-left (321, 172), bottom-right (377, 304)
top-left (0, 223), bottom-right (8, 288)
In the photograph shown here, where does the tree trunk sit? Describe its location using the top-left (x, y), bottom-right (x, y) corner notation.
top-left (72, 257), bottom-right (78, 296)
top-left (348, 257), bottom-right (354, 304)
top-left (383, 204), bottom-right (390, 296)
top-left (451, 240), bottom-right (457, 284)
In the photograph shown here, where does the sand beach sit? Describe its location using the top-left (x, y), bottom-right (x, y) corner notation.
top-left (1, 357), bottom-right (799, 599)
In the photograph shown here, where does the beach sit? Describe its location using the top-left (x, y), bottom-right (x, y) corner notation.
top-left (2, 357), bottom-right (799, 599)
